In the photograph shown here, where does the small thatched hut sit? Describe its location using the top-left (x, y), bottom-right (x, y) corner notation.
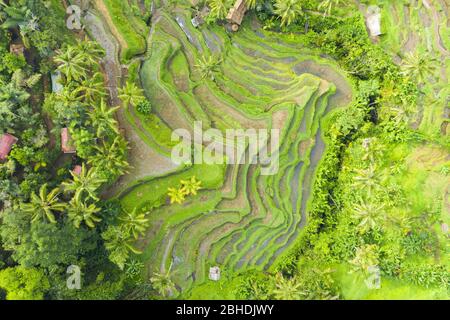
top-left (366, 5), bottom-right (382, 38)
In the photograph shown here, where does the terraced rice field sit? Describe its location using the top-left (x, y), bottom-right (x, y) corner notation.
top-left (90, 3), bottom-right (354, 291)
top-left (92, 0), bottom-right (149, 62)
top-left (112, 7), bottom-right (355, 291)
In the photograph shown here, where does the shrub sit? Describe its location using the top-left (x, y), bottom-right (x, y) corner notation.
top-left (136, 100), bottom-right (152, 115)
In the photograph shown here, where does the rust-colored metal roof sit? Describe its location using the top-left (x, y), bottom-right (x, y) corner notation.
top-left (61, 128), bottom-right (76, 154)
top-left (226, 0), bottom-right (247, 26)
top-left (0, 133), bottom-right (18, 160)
top-left (72, 165), bottom-right (82, 176)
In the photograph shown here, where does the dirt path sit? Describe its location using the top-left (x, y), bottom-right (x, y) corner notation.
top-left (430, 4), bottom-right (449, 56)
top-left (93, 0), bottom-right (128, 51)
top-left (403, 6), bottom-right (419, 53)
top-left (83, 8), bottom-right (178, 198)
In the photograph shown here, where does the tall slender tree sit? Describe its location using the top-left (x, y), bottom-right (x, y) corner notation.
top-left (88, 99), bottom-right (120, 137)
top-left (62, 163), bottom-right (106, 201)
top-left (195, 55), bottom-right (222, 81)
top-left (274, 0), bottom-right (303, 28)
top-left (401, 51), bottom-right (438, 85)
top-left (352, 199), bottom-right (385, 233)
top-left (75, 39), bottom-right (105, 67)
top-left (118, 82), bottom-right (145, 108)
top-left (244, 0), bottom-right (262, 10)
top-left (74, 73), bottom-right (106, 103)
top-left (119, 208), bottom-right (149, 240)
top-left (207, 0), bottom-right (231, 21)
top-left (180, 176), bottom-right (202, 196)
top-left (150, 263), bottom-right (177, 298)
top-left (67, 194), bottom-right (102, 229)
top-left (318, 0), bottom-right (346, 17)
top-left (88, 136), bottom-right (129, 181)
top-left (272, 273), bottom-right (303, 300)
top-left (22, 184), bottom-right (66, 224)
top-left (54, 46), bottom-right (87, 83)
top-left (352, 164), bottom-right (383, 196)
top-left (168, 187), bottom-right (187, 205)
top-left (102, 225), bottom-right (142, 270)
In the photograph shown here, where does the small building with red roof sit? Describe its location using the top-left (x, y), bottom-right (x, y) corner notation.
top-left (61, 128), bottom-right (76, 154)
top-left (72, 165), bottom-right (82, 176)
top-left (0, 133), bottom-right (18, 161)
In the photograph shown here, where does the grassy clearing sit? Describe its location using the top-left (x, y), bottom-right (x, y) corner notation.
top-left (185, 270), bottom-right (268, 300)
top-left (336, 264), bottom-right (448, 300)
top-left (120, 163), bottom-right (226, 213)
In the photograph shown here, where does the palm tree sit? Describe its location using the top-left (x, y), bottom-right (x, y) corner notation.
top-left (56, 89), bottom-right (86, 110)
top-left (150, 264), bottom-right (177, 297)
top-left (271, 273), bottom-right (303, 300)
top-left (22, 184), bottom-right (66, 224)
top-left (62, 163), bottom-right (106, 201)
top-left (274, 0), bottom-right (303, 28)
top-left (207, 0), bottom-right (231, 21)
top-left (244, 0), bottom-right (262, 10)
top-left (318, 0), bottom-right (345, 17)
top-left (168, 187), bottom-right (187, 205)
top-left (102, 225), bottom-right (142, 270)
top-left (88, 99), bottom-right (120, 137)
top-left (119, 208), bottom-right (149, 239)
top-left (88, 136), bottom-right (129, 181)
top-left (350, 244), bottom-right (379, 274)
top-left (180, 176), bottom-right (202, 196)
top-left (67, 194), bottom-right (102, 229)
top-left (54, 46), bottom-right (88, 83)
top-left (195, 55), bottom-right (222, 81)
top-left (73, 73), bottom-right (106, 103)
top-left (352, 199), bottom-right (384, 233)
top-left (118, 82), bottom-right (145, 107)
top-left (352, 164), bottom-right (383, 196)
top-left (75, 40), bottom-right (105, 67)
top-left (387, 211), bottom-right (412, 235)
top-left (390, 103), bottom-right (416, 124)
top-left (125, 259), bottom-right (144, 279)
top-left (249, 282), bottom-right (270, 300)
top-left (401, 51), bottom-right (439, 85)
